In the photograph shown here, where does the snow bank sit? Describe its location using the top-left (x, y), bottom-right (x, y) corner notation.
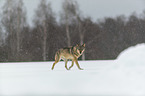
top-left (117, 43), bottom-right (145, 66)
top-left (112, 43), bottom-right (145, 95)
top-left (85, 43), bottom-right (145, 96)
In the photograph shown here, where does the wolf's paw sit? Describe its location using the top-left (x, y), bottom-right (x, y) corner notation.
top-left (68, 67), bottom-right (72, 70)
top-left (65, 67), bottom-right (70, 70)
top-left (79, 68), bottom-right (84, 70)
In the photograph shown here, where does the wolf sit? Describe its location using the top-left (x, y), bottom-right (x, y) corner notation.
top-left (51, 44), bottom-right (85, 70)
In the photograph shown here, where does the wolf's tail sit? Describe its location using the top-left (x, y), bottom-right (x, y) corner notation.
top-left (55, 50), bottom-right (61, 62)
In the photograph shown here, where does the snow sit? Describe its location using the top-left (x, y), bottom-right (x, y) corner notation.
top-left (117, 43), bottom-right (145, 66)
top-left (0, 43), bottom-right (145, 96)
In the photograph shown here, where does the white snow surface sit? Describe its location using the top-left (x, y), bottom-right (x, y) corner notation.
top-left (0, 43), bottom-right (145, 96)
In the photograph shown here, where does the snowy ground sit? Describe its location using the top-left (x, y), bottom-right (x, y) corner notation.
top-left (0, 43), bottom-right (145, 96)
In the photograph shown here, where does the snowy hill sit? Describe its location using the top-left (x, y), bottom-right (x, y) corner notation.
top-left (0, 43), bottom-right (145, 96)
top-left (117, 43), bottom-right (145, 66)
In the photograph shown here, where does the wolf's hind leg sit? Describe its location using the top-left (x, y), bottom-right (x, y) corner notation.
top-left (69, 60), bottom-right (74, 70)
top-left (52, 62), bottom-right (57, 70)
top-left (51, 52), bottom-right (60, 70)
top-left (65, 59), bottom-right (69, 70)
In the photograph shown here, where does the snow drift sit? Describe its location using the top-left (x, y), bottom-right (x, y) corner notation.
top-left (117, 43), bottom-right (145, 66)
top-left (103, 43), bottom-right (145, 95)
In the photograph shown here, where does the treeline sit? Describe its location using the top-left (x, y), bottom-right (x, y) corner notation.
top-left (0, 0), bottom-right (145, 62)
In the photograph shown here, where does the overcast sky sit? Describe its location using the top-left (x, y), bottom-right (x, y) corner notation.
top-left (0, 0), bottom-right (145, 26)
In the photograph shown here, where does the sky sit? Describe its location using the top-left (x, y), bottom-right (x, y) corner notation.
top-left (0, 0), bottom-right (145, 26)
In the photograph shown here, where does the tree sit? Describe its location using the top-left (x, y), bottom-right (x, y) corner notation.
top-left (1, 0), bottom-right (27, 61)
top-left (33, 0), bottom-right (56, 61)
top-left (60, 0), bottom-right (79, 46)
top-left (15, 0), bottom-right (27, 57)
top-left (0, 23), bottom-right (4, 45)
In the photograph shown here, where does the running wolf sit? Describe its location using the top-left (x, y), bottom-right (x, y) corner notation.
top-left (51, 44), bottom-right (85, 70)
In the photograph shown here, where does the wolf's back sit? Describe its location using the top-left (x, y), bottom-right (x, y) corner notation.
top-left (54, 47), bottom-right (73, 61)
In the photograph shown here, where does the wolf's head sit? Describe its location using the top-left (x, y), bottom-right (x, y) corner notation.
top-left (74, 44), bottom-right (85, 55)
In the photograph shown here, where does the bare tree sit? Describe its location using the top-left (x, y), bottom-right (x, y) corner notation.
top-left (0, 23), bottom-right (4, 45)
top-left (60, 0), bottom-right (79, 46)
top-left (33, 0), bottom-right (56, 61)
top-left (2, 0), bottom-right (17, 60)
top-left (16, 0), bottom-right (27, 57)
top-left (2, 0), bottom-right (27, 61)
top-left (61, 0), bottom-right (87, 60)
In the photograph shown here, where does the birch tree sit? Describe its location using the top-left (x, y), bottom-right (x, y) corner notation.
top-left (60, 0), bottom-right (87, 60)
top-left (2, 0), bottom-right (27, 61)
top-left (60, 0), bottom-right (79, 46)
top-left (16, 0), bottom-right (27, 58)
top-left (33, 0), bottom-right (56, 61)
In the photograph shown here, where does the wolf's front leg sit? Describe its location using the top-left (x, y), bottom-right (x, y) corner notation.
top-left (52, 62), bottom-right (57, 70)
top-left (74, 58), bottom-right (83, 70)
top-left (69, 60), bottom-right (74, 70)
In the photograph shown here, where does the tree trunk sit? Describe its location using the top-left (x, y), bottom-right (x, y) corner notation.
top-left (65, 0), bottom-right (71, 46)
top-left (78, 20), bottom-right (85, 60)
top-left (17, 6), bottom-right (21, 60)
top-left (43, 21), bottom-right (47, 61)
top-left (66, 22), bottom-right (71, 46)
top-left (80, 34), bottom-right (85, 60)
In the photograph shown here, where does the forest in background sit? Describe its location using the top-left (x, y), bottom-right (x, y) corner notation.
top-left (0, 0), bottom-right (145, 62)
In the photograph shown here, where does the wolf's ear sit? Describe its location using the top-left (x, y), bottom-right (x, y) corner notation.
top-left (82, 44), bottom-right (85, 47)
